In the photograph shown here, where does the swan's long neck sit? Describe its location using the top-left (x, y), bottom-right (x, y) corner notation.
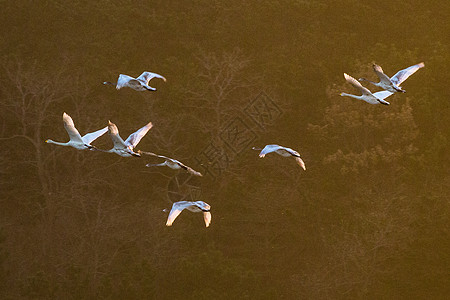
top-left (340, 93), bottom-right (360, 99)
top-left (45, 139), bottom-right (69, 146)
top-left (252, 147), bottom-right (262, 151)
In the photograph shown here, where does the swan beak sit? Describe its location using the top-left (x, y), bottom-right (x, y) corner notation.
top-left (45, 139), bottom-right (49, 143)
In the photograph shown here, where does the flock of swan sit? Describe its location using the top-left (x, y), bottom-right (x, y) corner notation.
top-left (340, 62), bottom-right (424, 105)
top-left (46, 64), bottom-right (424, 227)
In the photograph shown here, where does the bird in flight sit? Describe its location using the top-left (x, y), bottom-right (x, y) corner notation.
top-left (104, 71), bottom-right (166, 91)
top-left (359, 62), bottom-right (425, 93)
top-left (252, 144), bottom-right (306, 170)
top-left (45, 112), bottom-right (107, 150)
top-left (165, 201), bottom-right (211, 227)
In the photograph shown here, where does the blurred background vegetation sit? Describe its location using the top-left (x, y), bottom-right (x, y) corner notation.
top-left (0, 1), bottom-right (448, 299)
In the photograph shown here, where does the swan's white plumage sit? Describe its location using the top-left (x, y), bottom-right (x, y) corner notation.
top-left (144, 152), bottom-right (203, 176)
top-left (390, 62), bottom-right (425, 86)
top-left (107, 121), bottom-right (153, 157)
top-left (166, 201), bottom-right (211, 227)
top-left (136, 72), bottom-right (166, 85)
top-left (106, 71), bottom-right (166, 91)
top-left (255, 144), bottom-right (306, 170)
top-left (341, 73), bottom-right (391, 105)
top-left (360, 62), bottom-right (425, 93)
top-left (45, 112), bottom-right (108, 150)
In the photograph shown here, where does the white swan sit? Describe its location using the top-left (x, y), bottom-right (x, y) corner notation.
top-left (142, 152), bottom-right (203, 176)
top-left (45, 112), bottom-right (108, 150)
top-left (340, 73), bottom-right (392, 105)
top-left (252, 144), bottom-right (306, 170)
top-left (166, 201), bottom-right (211, 227)
top-left (359, 62), bottom-right (425, 93)
top-left (106, 121), bottom-right (153, 157)
top-left (103, 71), bottom-right (166, 91)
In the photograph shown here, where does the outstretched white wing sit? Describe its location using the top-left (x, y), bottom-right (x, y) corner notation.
top-left (82, 127), bottom-right (108, 145)
top-left (185, 166), bottom-right (203, 177)
top-left (63, 113), bottom-right (83, 143)
top-left (116, 74), bottom-right (137, 90)
top-left (143, 152), bottom-right (203, 176)
top-left (203, 212), bottom-right (211, 227)
top-left (279, 146), bottom-right (306, 170)
top-left (390, 62), bottom-right (425, 86)
top-left (166, 201), bottom-right (192, 226)
top-left (124, 122), bottom-right (153, 148)
top-left (344, 73), bottom-right (373, 96)
top-left (372, 64), bottom-right (392, 84)
top-left (295, 157), bottom-right (306, 170)
top-left (373, 90), bottom-right (394, 101)
top-left (172, 158), bottom-right (203, 176)
top-left (259, 144), bottom-right (280, 157)
top-left (107, 121), bottom-right (128, 149)
top-left (136, 71), bottom-right (166, 85)
top-left (279, 146), bottom-right (300, 157)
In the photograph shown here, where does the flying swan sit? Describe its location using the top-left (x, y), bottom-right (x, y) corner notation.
top-left (105, 121), bottom-right (153, 157)
top-left (166, 201), bottom-right (211, 227)
top-left (103, 71), bottom-right (166, 91)
top-left (340, 73), bottom-right (392, 105)
top-left (252, 144), bottom-right (306, 170)
top-left (141, 152), bottom-right (203, 176)
top-left (359, 62), bottom-right (425, 93)
top-left (45, 112), bottom-right (107, 150)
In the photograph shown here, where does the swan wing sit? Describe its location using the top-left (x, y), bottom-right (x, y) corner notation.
top-left (63, 113), bottom-right (83, 143)
top-left (170, 158), bottom-right (203, 176)
top-left (149, 153), bottom-right (171, 160)
top-left (279, 146), bottom-right (300, 157)
top-left (203, 212), bottom-right (212, 227)
top-left (116, 74), bottom-right (135, 89)
top-left (278, 146), bottom-right (306, 169)
top-left (194, 201), bottom-right (211, 211)
top-left (295, 157), bottom-right (306, 170)
top-left (259, 144), bottom-right (280, 157)
top-left (373, 64), bottom-right (392, 84)
top-left (136, 71), bottom-right (166, 85)
top-left (344, 73), bottom-right (373, 96)
top-left (124, 122), bottom-right (153, 148)
top-left (186, 166), bottom-right (203, 177)
top-left (373, 90), bottom-right (394, 101)
top-left (107, 121), bottom-right (128, 149)
top-left (82, 126), bottom-right (108, 144)
top-left (166, 201), bottom-right (192, 226)
top-left (390, 62), bottom-right (425, 86)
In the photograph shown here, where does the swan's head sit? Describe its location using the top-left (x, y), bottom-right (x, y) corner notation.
top-left (45, 139), bottom-right (52, 143)
top-left (252, 146), bottom-right (261, 151)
